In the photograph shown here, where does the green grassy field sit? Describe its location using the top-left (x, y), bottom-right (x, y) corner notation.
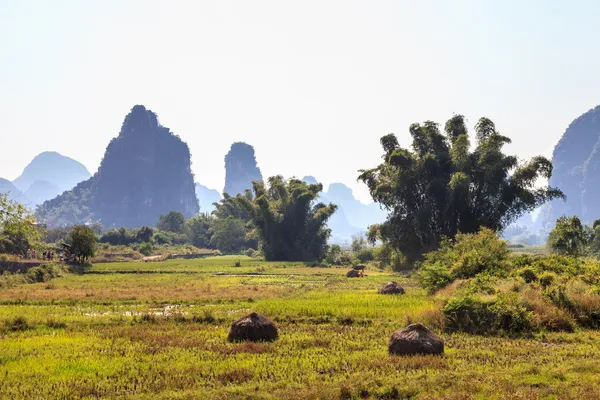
top-left (2, 256), bottom-right (600, 399)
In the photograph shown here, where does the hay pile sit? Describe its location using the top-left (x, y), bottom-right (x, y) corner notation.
top-left (378, 281), bottom-right (405, 294)
top-left (227, 312), bottom-right (278, 343)
top-left (346, 269), bottom-right (360, 278)
top-left (388, 323), bottom-right (444, 355)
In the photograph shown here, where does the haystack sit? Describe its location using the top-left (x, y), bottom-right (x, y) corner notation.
top-left (227, 312), bottom-right (278, 343)
top-left (378, 281), bottom-right (405, 294)
top-left (388, 323), bottom-right (444, 355)
top-left (346, 269), bottom-right (360, 278)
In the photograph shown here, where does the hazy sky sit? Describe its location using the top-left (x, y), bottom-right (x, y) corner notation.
top-left (2, 0), bottom-right (599, 202)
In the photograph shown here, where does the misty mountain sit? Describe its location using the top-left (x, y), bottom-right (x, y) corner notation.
top-left (23, 180), bottom-right (62, 208)
top-left (540, 104), bottom-right (600, 231)
top-left (12, 151), bottom-right (91, 194)
top-left (301, 176), bottom-right (386, 243)
top-left (36, 105), bottom-right (199, 228)
top-left (325, 182), bottom-right (386, 229)
top-left (195, 183), bottom-right (221, 214)
top-left (0, 178), bottom-right (31, 206)
top-left (223, 142), bottom-right (263, 196)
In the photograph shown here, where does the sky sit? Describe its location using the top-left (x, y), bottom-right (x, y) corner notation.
top-left (1, 0), bottom-right (600, 203)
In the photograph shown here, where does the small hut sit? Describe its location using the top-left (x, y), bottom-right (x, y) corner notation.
top-left (378, 281), bottom-right (405, 294)
top-left (227, 312), bottom-right (278, 343)
top-left (388, 323), bottom-right (444, 356)
top-left (346, 269), bottom-right (361, 278)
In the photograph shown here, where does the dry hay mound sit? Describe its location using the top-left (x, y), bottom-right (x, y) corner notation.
top-left (378, 281), bottom-right (405, 294)
top-left (346, 269), bottom-right (360, 278)
top-left (388, 323), bottom-right (444, 356)
top-left (227, 312), bottom-right (278, 343)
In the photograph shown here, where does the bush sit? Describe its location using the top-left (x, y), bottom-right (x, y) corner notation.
top-left (339, 253), bottom-right (353, 265)
top-left (538, 272), bottom-right (556, 288)
top-left (443, 292), bottom-right (533, 335)
top-left (354, 248), bottom-right (375, 263)
top-left (25, 264), bottom-right (61, 283)
top-left (518, 267), bottom-right (538, 283)
top-left (419, 229), bottom-right (510, 292)
top-left (138, 242), bottom-right (153, 257)
top-left (419, 262), bottom-right (453, 293)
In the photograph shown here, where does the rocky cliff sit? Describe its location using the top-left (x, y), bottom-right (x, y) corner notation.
top-left (36, 105), bottom-right (199, 227)
top-left (223, 142), bottom-right (263, 196)
top-left (540, 105), bottom-right (600, 230)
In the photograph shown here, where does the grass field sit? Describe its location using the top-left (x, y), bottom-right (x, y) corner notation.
top-left (2, 256), bottom-right (600, 399)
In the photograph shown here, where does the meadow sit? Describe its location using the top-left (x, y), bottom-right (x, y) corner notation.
top-left (2, 256), bottom-right (600, 399)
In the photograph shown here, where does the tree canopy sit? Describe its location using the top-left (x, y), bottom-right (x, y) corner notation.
top-left (0, 193), bottom-right (40, 256)
top-left (68, 225), bottom-right (97, 264)
top-left (243, 176), bottom-right (337, 261)
top-left (547, 216), bottom-right (586, 256)
top-left (359, 115), bottom-right (564, 264)
top-left (157, 211), bottom-right (186, 233)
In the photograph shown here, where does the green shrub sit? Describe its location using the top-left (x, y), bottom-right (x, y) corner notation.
top-left (518, 267), bottom-right (538, 283)
top-left (339, 253), bottom-right (353, 265)
top-left (420, 228), bottom-right (510, 292)
top-left (138, 242), bottom-right (153, 256)
top-left (443, 292), bottom-right (533, 334)
top-left (25, 264), bottom-right (61, 283)
top-left (538, 272), bottom-right (556, 288)
top-left (419, 262), bottom-right (453, 293)
top-left (354, 248), bottom-right (375, 263)
top-left (443, 295), bottom-right (494, 334)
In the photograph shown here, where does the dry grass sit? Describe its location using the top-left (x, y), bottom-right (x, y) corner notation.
top-left (1, 257), bottom-right (600, 399)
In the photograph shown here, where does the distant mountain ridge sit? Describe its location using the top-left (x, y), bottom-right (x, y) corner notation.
top-left (5, 151), bottom-right (92, 207)
top-left (0, 178), bottom-right (31, 206)
top-left (36, 105), bottom-right (199, 228)
top-left (302, 176), bottom-right (386, 243)
top-left (195, 183), bottom-right (221, 214)
top-left (13, 151), bottom-right (91, 193)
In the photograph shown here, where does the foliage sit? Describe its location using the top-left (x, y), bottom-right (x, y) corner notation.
top-left (244, 176), bottom-right (337, 261)
top-left (138, 242), bottom-right (153, 256)
top-left (547, 216), bottom-right (587, 256)
top-left (213, 191), bottom-right (253, 222)
top-left (209, 216), bottom-right (247, 254)
top-left (359, 115), bottom-right (564, 264)
top-left (68, 225), bottom-right (97, 264)
top-left (157, 211), bottom-right (186, 233)
top-left (325, 244), bottom-right (342, 265)
top-left (419, 228), bottom-right (510, 292)
top-left (443, 292), bottom-right (533, 335)
top-left (185, 213), bottom-right (213, 248)
top-left (351, 234), bottom-right (367, 252)
top-left (0, 193), bottom-right (41, 255)
top-left (42, 227), bottom-right (72, 244)
top-left (136, 226), bottom-right (154, 243)
top-left (354, 248), bottom-right (375, 263)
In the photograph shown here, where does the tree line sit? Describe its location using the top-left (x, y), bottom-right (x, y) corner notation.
top-left (2, 114), bottom-right (574, 266)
